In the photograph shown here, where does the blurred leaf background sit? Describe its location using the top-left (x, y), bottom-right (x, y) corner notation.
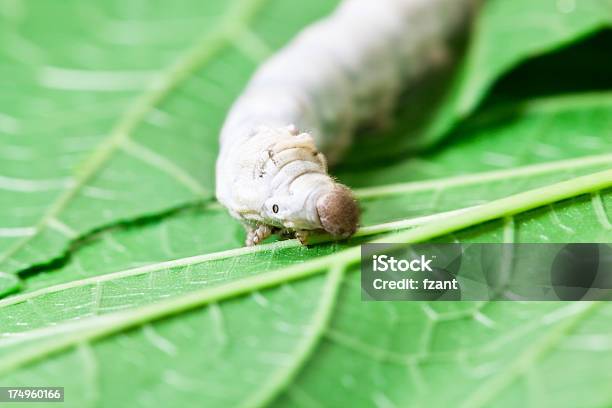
top-left (0, 0), bottom-right (611, 407)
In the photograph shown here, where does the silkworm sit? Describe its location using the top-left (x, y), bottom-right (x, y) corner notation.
top-left (216, 0), bottom-right (477, 246)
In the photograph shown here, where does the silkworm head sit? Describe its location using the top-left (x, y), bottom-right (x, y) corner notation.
top-left (316, 185), bottom-right (359, 239)
top-left (263, 189), bottom-right (321, 231)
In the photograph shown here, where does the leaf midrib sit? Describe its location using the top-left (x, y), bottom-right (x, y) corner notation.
top-left (1, 169), bottom-right (611, 377)
top-left (2, 157), bottom-right (609, 308)
top-left (0, 206), bottom-right (470, 309)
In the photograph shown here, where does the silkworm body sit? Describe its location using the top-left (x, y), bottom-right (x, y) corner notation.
top-left (216, 0), bottom-right (476, 245)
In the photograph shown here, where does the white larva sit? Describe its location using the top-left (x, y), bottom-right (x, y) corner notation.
top-left (216, 0), bottom-right (477, 246)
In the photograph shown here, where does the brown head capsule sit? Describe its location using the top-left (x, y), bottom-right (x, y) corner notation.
top-left (316, 185), bottom-right (359, 239)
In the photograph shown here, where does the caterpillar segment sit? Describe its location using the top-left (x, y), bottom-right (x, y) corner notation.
top-left (216, 0), bottom-right (477, 245)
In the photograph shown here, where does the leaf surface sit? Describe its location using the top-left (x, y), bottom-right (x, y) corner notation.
top-left (3, 0), bottom-right (610, 280)
top-left (0, 175), bottom-right (611, 407)
top-left (1, 0), bottom-right (612, 407)
top-left (421, 0), bottom-right (612, 146)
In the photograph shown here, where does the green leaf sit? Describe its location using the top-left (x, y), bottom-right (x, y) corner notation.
top-left (2, 0), bottom-right (612, 406)
top-left (339, 91), bottom-right (612, 187)
top-left (0, 0), bottom-right (340, 276)
top-left (3, 0), bottom-right (609, 280)
top-left (2, 86), bottom-right (611, 407)
top-left (421, 0), bottom-right (612, 146)
top-left (0, 174), bottom-right (611, 407)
